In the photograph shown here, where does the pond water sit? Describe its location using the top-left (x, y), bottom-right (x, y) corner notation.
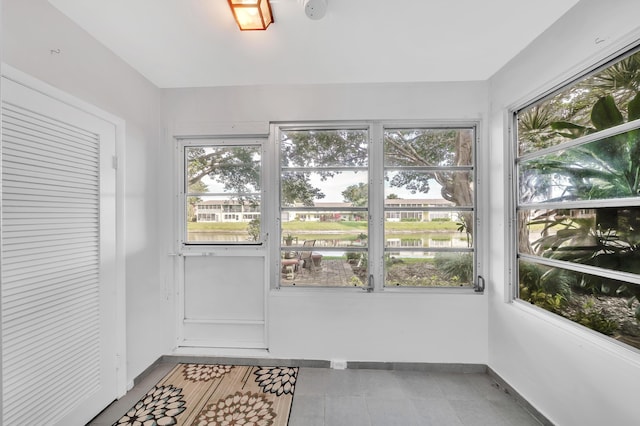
top-left (188, 231), bottom-right (470, 251)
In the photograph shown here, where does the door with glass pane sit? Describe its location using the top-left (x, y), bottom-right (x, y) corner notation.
top-left (179, 139), bottom-right (267, 348)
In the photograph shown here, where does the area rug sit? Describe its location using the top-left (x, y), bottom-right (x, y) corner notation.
top-left (113, 363), bottom-right (298, 425)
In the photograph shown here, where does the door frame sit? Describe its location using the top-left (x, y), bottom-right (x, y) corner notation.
top-left (172, 123), bottom-right (271, 349)
top-left (1, 64), bottom-right (127, 397)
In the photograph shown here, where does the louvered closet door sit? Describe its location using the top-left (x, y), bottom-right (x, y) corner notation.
top-left (1, 77), bottom-right (118, 425)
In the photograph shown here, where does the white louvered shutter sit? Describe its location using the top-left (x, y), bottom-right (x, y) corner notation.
top-left (1, 77), bottom-right (118, 425)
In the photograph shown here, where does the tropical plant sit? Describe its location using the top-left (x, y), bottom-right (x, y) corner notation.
top-left (518, 261), bottom-right (573, 302)
top-left (433, 252), bottom-right (473, 284)
top-left (521, 85), bottom-right (640, 319)
top-left (572, 297), bottom-right (619, 335)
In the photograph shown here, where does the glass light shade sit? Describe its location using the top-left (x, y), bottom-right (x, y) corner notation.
top-left (228, 0), bottom-right (273, 31)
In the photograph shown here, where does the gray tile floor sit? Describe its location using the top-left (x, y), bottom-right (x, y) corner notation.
top-left (90, 364), bottom-right (542, 426)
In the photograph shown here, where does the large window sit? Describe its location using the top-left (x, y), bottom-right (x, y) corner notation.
top-left (514, 49), bottom-right (640, 350)
top-left (278, 127), bottom-right (370, 287)
top-left (276, 123), bottom-right (479, 290)
top-left (384, 128), bottom-right (475, 287)
top-left (181, 139), bottom-right (264, 244)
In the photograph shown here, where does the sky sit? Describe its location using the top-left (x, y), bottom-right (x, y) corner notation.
top-left (199, 171), bottom-right (444, 202)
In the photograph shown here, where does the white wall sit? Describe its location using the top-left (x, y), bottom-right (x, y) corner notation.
top-left (2, 0), bottom-right (174, 382)
top-left (163, 81), bottom-right (490, 363)
top-left (488, 1), bottom-right (640, 424)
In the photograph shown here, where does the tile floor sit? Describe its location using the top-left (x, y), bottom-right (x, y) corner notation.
top-left (89, 363), bottom-right (543, 426)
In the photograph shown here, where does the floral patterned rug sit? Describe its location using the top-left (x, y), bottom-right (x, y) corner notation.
top-left (113, 363), bottom-right (298, 425)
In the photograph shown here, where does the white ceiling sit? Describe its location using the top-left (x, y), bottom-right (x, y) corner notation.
top-left (48, 0), bottom-right (580, 88)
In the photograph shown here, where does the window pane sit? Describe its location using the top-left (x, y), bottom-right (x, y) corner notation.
top-left (384, 128), bottom-right (473, 167)
top-left (280, 249), bottom-right (368, 287)
top-left (279, 127), bottom-right (369, 287)
top-left (186, 146), bottom-right (261, 194)
top-left (385, 213), bottom-right (472, 248)
top-left (520, 207), bottom-right (640, 275)
top-left (187, 196), bottom-right (261, 243)
top-left (385, 171), bottom-right (473, 206)
top-left (519, 129), bottom-right (640, 204)
top-left (281, 171), bottom-right (368, 206)
top-left (385, 252), bottom-right (473, 287)
top-left (280, 129), bottom-right (368, 168)
top-left (518, 50), bottom-right (640, 156)
top-left (518, 260), bottom-right (640, 350)
top-left (384, 127), bottom-right (475, 289)
top-left (281, 216), bottom-right (368, 245)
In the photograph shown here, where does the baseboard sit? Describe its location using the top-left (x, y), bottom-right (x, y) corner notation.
top-left (161, 354), bottom-right (330, 368)
top-left (487, 367), bottom-right (553, 426)
top-left (347, 361), bottom-right (487, 373)
top-left (131, 356), bottom-right (171, 387)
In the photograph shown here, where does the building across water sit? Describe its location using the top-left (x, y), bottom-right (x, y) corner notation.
top-left (193, 198), bottom-right (456, 223)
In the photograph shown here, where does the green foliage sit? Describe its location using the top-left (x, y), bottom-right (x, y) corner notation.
top-left (455, 215), bottom-right (472, 247)
top-left (518, 52), bottom-right (640, 335)
top-left (627, 91), bottom-right (640, 120)
top-left (433, 252), bottom-right (473, 283)
top-left (384, 129), bottom-right (474, 234)
top-left (248, 218), bottom-right (260, 242)
top-left (572, 298), bottom-right (619, 335)
top-left (348, 276), bottom-right (363, 286)
top-left (281, 172), bottom-right (325, 206)
top-left (591, 95), bottom-right (624, 130)
top-left (520, 288), bottom-right (566, 314)
top-left (626, 295), bottom-right (640, 321)
top-left (518, 262), bottom-right (572, 302)
top-left (280, 129), bottom-right (367, 205)
top-left (342, 182), bottom-right (368, 206)
top-left (346, 252), bottom-right (360, 261)
top-left (187, 146), bottom-right (260, 197)
top-left (518, 50), bottom-right (640, 153)
top-left (520, 83), bottom-right (640, 303)
top-left (518, 262), bottom-right (568, 313)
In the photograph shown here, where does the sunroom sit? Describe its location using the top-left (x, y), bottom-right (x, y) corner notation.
top-left (1, 1), bottom-right (640, 425)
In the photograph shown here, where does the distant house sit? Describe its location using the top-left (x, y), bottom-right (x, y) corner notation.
top-left (195, 198), bottom-right (457, 223)
top-left (383, 198), bottom-right (456, 222)
top-left (194, 200), bottom-right (260, 222)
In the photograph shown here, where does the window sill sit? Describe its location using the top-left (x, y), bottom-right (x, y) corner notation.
top-left (272, 286), bottom-right (481, 295)
top-left (511, 299), bottom-right (640, 364)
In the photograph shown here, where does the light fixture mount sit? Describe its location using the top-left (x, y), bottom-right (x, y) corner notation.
top-left (304, 0), bottom-right (327, 20)
top-left (228, 0), bottom-right (274, 31)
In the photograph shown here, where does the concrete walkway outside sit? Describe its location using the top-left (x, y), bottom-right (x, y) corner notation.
top-left (282, 259), bottom-right (364, 287)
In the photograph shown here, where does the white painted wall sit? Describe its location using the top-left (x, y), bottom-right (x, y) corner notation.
top-left (163, 81), bottom-right (490, 363)
top-left (488, 1), bottom-right (640, 424)
top-left (14, 3), bottom-right (640, 422)
top-left (2, 0), bottom-right (174, 382)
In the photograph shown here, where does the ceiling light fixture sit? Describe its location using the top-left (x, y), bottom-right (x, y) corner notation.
top-left (228, 0), bottom-right (274, 31)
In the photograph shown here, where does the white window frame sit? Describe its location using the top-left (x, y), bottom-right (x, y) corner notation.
top-left (178, 137), bottom-right (267, 247)
top-left (271, 120), bottom-right (484, 293)
top-left (508, 47), bottom-right (640, 311)
top-left (272, 122), bottom-right (372, 289)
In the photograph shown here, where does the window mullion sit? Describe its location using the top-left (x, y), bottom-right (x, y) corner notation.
top-left (369, 123), bottom-right (385, 292)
